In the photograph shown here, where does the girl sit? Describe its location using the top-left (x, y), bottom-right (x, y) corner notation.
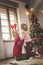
top-left (21, 23), bottom-right (32, 58)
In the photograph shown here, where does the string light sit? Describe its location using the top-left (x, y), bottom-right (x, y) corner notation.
top-left (41, 10), bottom-right (43, 13)
top-left (31, 8), bottom-right (34, 11)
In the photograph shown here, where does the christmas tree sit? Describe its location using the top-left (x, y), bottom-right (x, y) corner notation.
top-left (29, 14), bottom-right (43, 55)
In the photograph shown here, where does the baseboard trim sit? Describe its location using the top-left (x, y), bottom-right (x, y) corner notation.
top-left (0, 53), bottom-right (28, 61)
top-left (0, 57), bottom-right (13, 61)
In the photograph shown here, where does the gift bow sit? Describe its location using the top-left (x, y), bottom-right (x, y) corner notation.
top-left (10, 24), bottom-right (17, 30)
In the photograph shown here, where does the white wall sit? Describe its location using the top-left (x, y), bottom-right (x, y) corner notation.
top-left (4, 42), bottom-right (14, 58)
top-left (10, 0), bottom-right (29, 24)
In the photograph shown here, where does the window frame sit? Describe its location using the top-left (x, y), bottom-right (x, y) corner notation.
top-left (0, 6), bottom-right (18, 41)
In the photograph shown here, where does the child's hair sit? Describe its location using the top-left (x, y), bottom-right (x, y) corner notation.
top-left (21, 23), bottom-right (28, 31)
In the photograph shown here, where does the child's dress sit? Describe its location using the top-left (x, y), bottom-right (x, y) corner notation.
top-left (13, 35), bottom-right (23, 57)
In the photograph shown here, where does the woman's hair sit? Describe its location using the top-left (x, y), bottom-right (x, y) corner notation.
top-left (21, 23), bottom-right (28, 31)
top-left (13, 30), bottom-right (19, 37)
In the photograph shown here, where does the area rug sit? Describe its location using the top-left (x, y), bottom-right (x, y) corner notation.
top-left (9, 56), bottom-right (43, 65)
top-left (10, 63), bottom-right (43, 65)
top-left (10, 63), bottom-right (18, 65)
top-left (31, 63), bottom-right (43, 65)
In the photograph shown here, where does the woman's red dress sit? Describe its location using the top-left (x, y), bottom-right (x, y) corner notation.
top-left (13, 36), bottom-right (23, 57)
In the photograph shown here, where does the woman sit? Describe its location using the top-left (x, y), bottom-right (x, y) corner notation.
top-left (13, 30), bottom-right (23, 60)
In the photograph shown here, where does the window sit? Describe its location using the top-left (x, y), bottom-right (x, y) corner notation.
top-left (0, 7), bottom-right (18, 40)
top-left (9, 9), bottom-right (17, 40)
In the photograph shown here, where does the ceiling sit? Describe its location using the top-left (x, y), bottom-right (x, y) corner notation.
top-left (18, 0), bottom-right (43, 15)
top-left (18, 0), bottom-right (29, 3)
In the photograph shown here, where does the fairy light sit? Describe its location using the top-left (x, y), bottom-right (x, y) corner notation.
top-left (31, 8), bottom-right (34, 11)
top-left (26, 11), bottom-right (30, 16)
top-left (41, 10), bottom-right (43, 13)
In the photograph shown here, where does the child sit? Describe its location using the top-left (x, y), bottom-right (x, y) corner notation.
top-left (21, 23), bottom-right (32, 58)
top-left (13, 30), bottom-right (23, 60)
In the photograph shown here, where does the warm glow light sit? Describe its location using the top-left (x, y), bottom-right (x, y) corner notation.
top-left (31, 8), bottom-right (34, 11)
top-left (41, 10), bottom-right (43, 13)
top-left (26, 11), bottom-right (30, 16)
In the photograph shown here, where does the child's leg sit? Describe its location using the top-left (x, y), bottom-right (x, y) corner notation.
top-left (26, 42), bottom-right (31, 57)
